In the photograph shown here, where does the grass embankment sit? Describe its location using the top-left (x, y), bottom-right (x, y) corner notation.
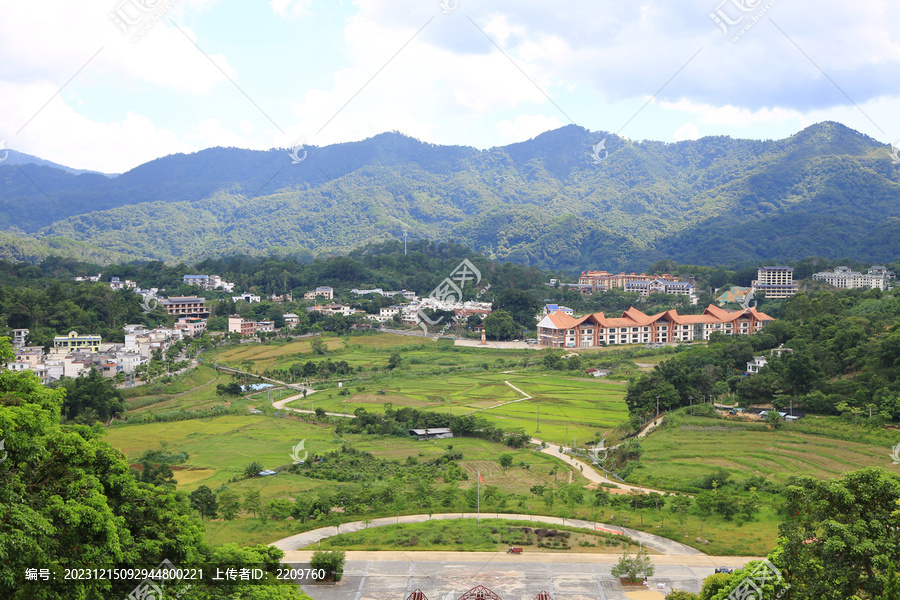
top-left (628, 414), bottom-right (900, 490)
top-left (315, 518), bottom-right (647, 553)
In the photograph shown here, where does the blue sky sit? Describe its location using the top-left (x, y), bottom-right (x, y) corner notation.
top-left (1, 0), bottom-right (899, 173)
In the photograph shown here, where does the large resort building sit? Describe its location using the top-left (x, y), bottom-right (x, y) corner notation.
top-left (812, 266), bottom-right (895, 290)
top-left (537, 305), bottom-right (774, 348)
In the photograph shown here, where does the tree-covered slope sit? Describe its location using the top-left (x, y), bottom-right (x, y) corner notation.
top-left (2, 121), bottom-right (898, 269)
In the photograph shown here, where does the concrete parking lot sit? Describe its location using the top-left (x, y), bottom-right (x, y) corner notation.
top-left (295, 554), bottom-right (743, 600)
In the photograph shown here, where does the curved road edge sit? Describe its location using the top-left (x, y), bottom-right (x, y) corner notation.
top-left (269, 512), bottom-right (704, 556)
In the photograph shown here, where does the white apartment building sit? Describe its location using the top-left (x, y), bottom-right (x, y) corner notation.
top-left (812, 266), bottom-right (895, 290)
top-left (751, 266), bottom-right (799, 299)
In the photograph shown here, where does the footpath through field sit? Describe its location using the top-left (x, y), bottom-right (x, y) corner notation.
top-left (270, 512), bottom-right (705, 556)
top-left (465, 381), bottom-right (532, 415)
top-left (528, 415), bottom-right (665, 495)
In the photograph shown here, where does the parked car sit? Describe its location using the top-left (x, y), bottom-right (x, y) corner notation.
top-left (714, 567), bottom-right (733, 574)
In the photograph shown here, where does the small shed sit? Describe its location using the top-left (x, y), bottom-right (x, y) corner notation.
top-left (409, 427), bottom-right (454, 441)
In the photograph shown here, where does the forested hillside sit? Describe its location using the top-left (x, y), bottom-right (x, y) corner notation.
top-left (2, 122), bottom-right (899, 269)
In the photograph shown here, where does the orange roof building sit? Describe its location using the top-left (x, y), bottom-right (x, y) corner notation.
top-left (536, 305), bottom-right (774, 348)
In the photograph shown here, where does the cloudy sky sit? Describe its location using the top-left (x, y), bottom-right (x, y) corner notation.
top-left (1, 0), bottom-right (898, 173)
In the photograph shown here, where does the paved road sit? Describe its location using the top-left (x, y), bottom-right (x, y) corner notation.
top-left (271, 513), bottom-right (703, 556)
top-left (282, 553), bottom-right (760, 600)
top-left (453, 339), bottom-right (539, 350)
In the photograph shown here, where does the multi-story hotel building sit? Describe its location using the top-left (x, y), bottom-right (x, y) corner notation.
top-left (579, 271), bottom-right (680, 288)
top-left (624, 279), bottom-right (695, 298)
top-left (537, 305), bottom-right (774, 348)
top-left (751, 267), bottom-right (799, 299)
top-left (812, 266), bottom-right (895, 290)
top-left (159, 296), bottom-right (210, 318)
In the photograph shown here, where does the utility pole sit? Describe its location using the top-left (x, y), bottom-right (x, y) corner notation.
top-left (689, 395), bottom-right (693, 417)
top-left (656, 396), bottom-right (660, 419)
top-left (536, 405), bottom-right (540, 433)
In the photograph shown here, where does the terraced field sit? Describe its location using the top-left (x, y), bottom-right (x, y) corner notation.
top-left (286, 372), bottom-right (630, 445)
top-left (628, 416), bottom-right (900, 489)
top-left (213, 334), bottom-right (537, 374)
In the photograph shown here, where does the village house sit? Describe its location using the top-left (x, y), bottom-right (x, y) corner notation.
top-left (231, 293), bottom-right (261, 304)
top-left (303, 286), bottom-right (334, 300)
top-left (175, 317), bottom-right (207, 337)
top-left (53, 331), bottom-right (103, 354)
top-left (109, 276), bottom-right (138, 291)
top-left (183, 274), bottom-right (235, 292)
top-left (228, 315), bottom-right (258, 336)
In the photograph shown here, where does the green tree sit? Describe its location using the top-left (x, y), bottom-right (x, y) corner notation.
top-left (245, 461), bottom-right (264, 478)
top-left (610, 547), bottom-right (655, 581)
top-left (218, 489), bottom-right (242, 520)
top-left (310, 549), bottom-right (346, 581)
top-left (310, 337), bottom-right (328, 355)
top-left (268, 498), bottom-right (293, 521)
top-left (388, 351), bottom-right (402, 370)
top-left (189, 485), bottom-right (218, 520)
top-left (59, 368), bottom-right (125, 422)
top-left (666, 591), bottom-right (700, 600)
top-left (699, 573), bottom-right (733, 600)
top-left (498, 454), bottom-right (513, 470)
top-left (777, 468), bottom-right (900, 600)
top-left (668, 495), bottom-right (692, 535)
top-left (484, 310), bottom-right (517, 340)
top-left (244, 489), bottom-right (262, 517)
top-left (0, 345), bottom-right (210, 599)
top-left (492, 289), bottom-right (541, 330)
top-left (135, 461), bottom-right (176, 488)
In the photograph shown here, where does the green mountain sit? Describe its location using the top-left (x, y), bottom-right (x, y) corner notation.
top-left (1, 121), bottom-right (898, 270)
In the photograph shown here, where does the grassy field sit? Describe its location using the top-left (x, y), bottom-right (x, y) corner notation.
top-left (286, 372), bottom-right (630, 446)
top-left (103, 412), bottom-right (789, 555)
top-left (628, 415), bottom-right (900, 491)
top-left (212, 335), bottom-right (539, 375)
top-left (122, 364), bottom-right (234, 414)
top-left (315, 518), bottom-right (646, 553)
top-left (104, 416), bottom-right (588, 496)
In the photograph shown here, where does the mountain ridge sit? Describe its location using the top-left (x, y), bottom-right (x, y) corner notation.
top-left (1, 121), bottom-right (897, 270)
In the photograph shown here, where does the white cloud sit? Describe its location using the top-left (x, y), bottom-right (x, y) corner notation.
top-left (2, 0), bottom-right (900, 172)
top-left (495, 114), bottom-right (563, 143)
top-left (270, 0), bottom-right (313, 19)
top-left (672, 122), bottom-right (700, 141)
top-left (659, 100), bottom-right (803, 127)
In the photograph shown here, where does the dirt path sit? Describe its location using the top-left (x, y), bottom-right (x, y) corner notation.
top-left (271, 389), bottom-right (357, 418)
top-left (530, 439), bottom-right (661, 494)
top-left (465, 380), bottom-right (532, 415)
